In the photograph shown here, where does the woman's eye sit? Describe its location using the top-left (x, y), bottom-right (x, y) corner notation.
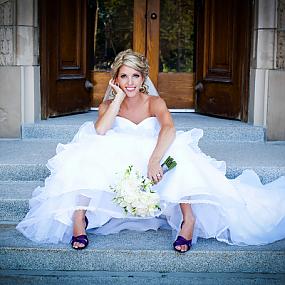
top-left (133, 74), bottom-right (140, 78)
top-left (120, 74), bottom-right (127, 78)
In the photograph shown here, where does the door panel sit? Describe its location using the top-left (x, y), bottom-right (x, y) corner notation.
top-left (91, 0), bottom-right (134, 106)
top-left (92, 72), bottom-right (110, 106)
top-left (40, 0), bottom-right (92, 118)
top-left (157, 0), bottom-right (195, 108)
top-left (133, 0), bottom-right (147, 55)
top-left (158, 73), bottom-right (194, 108)
top-left (196, 0), bottom-right (251, 119)
top-left (146, 0), bottom-right (160, 87)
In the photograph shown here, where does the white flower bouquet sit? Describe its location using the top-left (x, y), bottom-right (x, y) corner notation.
top-left (110, 156), bottom-right (177, 217)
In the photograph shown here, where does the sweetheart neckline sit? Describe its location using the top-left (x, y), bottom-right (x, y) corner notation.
top-left (116, 116), bottom-right (156, 126)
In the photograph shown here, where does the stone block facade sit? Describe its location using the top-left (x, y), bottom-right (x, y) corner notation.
top-left (249, 0), bottom-right (285, 140)
top-left (0, 0), bottom-right (40, 138)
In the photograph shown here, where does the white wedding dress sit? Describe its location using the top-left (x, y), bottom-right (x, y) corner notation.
top-left (17, 116), bottom-right (285, 246)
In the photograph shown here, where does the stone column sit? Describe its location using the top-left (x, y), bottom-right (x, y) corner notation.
top-left (249, 0), bottom-right (285, 140)
top-left (0, 0), bottom-right (39, 138)
top-left (266, 0), bottom-right (285, 140)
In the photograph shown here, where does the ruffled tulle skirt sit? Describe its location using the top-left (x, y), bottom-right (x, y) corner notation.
top-left (16, 119), bottom-right (285, 246)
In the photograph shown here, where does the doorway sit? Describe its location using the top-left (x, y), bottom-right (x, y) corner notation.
top-left (91, 0), bottom-right (195, 109)
top-left (40, 0), bottom-right (252, 120)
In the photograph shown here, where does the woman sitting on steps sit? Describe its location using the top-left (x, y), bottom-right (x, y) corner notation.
top-left (17, 49), bottom-right (285, 252)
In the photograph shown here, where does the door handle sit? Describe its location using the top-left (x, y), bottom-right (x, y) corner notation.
top-left (85, 80), bottom-right (93, 91)
top-left (195, 82), bottom-right (204, 92)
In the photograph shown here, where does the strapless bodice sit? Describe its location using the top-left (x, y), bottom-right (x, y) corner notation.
top-left (112, 116), bottom-right (161, 136)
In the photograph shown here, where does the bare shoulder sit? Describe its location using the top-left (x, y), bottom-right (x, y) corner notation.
top-left (149, 96), bottom-right (168, 113)
top-left (149, 96), bottom-right (174, 127)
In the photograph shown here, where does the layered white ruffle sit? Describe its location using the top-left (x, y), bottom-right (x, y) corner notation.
top-left (17, 117), bottom-right (285, 245)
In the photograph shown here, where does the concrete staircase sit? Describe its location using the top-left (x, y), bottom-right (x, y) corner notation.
top-left (0, 111), bottom-right (285, 284)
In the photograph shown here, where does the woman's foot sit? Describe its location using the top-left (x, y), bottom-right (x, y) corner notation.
top-left (71, 234), bottom-right (89, 250)
top-left (72, 211), bottom-right (88, 249)
top-left (174, 217), bottom-right (195, 252)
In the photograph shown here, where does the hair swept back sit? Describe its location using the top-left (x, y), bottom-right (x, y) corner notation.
top-left (111, 49), bottom-right (149, 79)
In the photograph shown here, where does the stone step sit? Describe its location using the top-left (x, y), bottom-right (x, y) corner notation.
top-left (0, 224), bottom-right (284, 274)
top-left (1, 270), bottom-right (284, 285)
top-left (1, 112), bottom-right (283, 283)
top-left (22, 112), bottom-right (265, 142)
top-left (0, 181), bottom-right (39, 221)
top-left (0, 140), bottom-right (284, 183)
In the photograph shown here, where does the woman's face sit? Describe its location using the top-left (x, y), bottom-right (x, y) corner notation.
top-left (116, 65), bottom-right (144, 98)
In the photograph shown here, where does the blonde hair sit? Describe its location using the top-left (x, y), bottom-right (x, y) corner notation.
top-left (111, 49), bottom-right (149, 80)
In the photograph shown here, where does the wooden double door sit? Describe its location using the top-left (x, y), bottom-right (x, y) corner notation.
top-left (40, 0), bottom-right (252, 121)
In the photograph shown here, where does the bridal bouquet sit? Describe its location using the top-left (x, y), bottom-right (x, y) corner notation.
top-left (110, 156), bottom-right (177, 217)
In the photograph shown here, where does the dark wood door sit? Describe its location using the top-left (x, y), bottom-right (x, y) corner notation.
top-left (195, 0), bottom-right (252, 120)
top-left (40, 0), bottom-right (93, 118)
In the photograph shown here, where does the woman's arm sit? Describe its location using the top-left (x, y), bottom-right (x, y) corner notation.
top-left (148, 97), bottom-right (176, 183)
top-left (94, 80), bottom-right (126, 135)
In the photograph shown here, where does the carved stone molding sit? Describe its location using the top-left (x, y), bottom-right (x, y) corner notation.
top-left (0, 0), bottom-right (15, 65)
top-left (0, 0), bottom-right (15, 25)
top-left (0, 26), bottom-right (14, 65)
top-left (277, 31), bottom-right (285, 69)
top-left (277, 0), bottom-right (285, 69)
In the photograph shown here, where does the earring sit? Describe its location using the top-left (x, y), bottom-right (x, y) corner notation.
top-left (139, 83), bottom-right (148, 94)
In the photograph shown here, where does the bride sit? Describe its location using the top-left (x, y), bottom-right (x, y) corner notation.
top-left (17, 49), bottom-right (285, 252)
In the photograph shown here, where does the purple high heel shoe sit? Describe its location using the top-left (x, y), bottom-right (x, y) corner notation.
top-left (71, 216), bottom-right (89, 250)
top-left (173, 221), bottom-right (192, 253)
top-left (173, 236), bottom-right (192, 253)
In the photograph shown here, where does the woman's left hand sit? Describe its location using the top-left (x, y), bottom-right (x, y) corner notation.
top-left (148, 159), bottom-right (163, 184)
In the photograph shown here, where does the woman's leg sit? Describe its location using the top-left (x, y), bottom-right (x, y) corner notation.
top-left (72, 209), bottom-right (87, 249)
top-left (176, 203), bottom-right (196, 252)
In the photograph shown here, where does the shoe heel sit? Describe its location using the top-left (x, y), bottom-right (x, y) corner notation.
top-left (85, 216), bottom-right (89, 230)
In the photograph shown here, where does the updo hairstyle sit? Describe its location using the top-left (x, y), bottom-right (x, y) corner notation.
top-left (111, 49), bottom-right (149, 80)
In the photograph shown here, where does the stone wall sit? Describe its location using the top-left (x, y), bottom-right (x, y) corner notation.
top-left (0, 0), bottom-right (40, 138)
